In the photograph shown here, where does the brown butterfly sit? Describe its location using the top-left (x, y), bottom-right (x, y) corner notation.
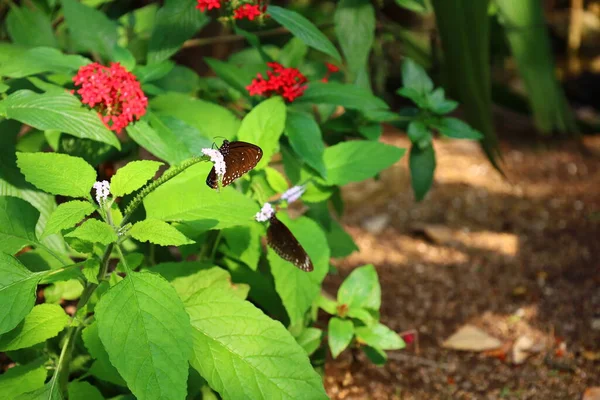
top-left (267, 214), bottom-right (313, 272)
top-left (206, 140), bottom-right (263, 189)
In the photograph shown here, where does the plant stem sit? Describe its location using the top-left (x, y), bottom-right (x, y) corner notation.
top-left (209, 230), bottom-right (222, 262)
top-left (114, 244), bottom-right (131, 274)
top-left (37, 243), bottom-right (69, 267)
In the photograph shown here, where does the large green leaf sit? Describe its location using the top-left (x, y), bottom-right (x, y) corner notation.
top-left (148, 0), bottom-right (209, 63)
top-left (328, 317), bottom-right (354, 358)
top-left (0, 304), bottom-right (69, 351)
top-left (237, 96), bottom-right (286, 170)
top-left (0, 359), bottom-right (47, 399)
top-left (0, 253), bottom-right (43, 335)
top-left (17, 152), bottom-right (97, 198)
top-left (284, 110), bottom-right (327, 179)
top-left (6, 6), bottom-right (58, 48)
top-left (0, 196), bottom-right (40, 254)
top-left (42, 201), bottom-right (95, 239)
top-left (0, 90), bottom-right (120, 149)
top-left (297, 81), bottom-right (388, 111)
top-left (268, 214), bottom-right (329, 326)
top-left (337, 264), bottom-right (381, 311)
top-left (150, 93), bottom-right (240, 141)
top-left (110, 160), bottom-right (163, 197)
top-left (186, 285), bottom-right (328, 400)
top-left (144, 163), bottom-right (259, 232)
top-left (0, 47), bottom-right (90, 79)
top-left (409, 143), bottom-right (435, 201)
top-left (95, 271), bottom-right (192, 400)
top-left (65, 219), bottom-right (117, 245)
top-left (323, 141), bottom-right (405, 186)
top-left (205, 57), bottom-right (254, 96)
top-left (268, 5), bottom-right (341, 62)
top-left (129, 219), bottom-right (194, 246)
top-left (355, 323), bottom-right (405, 350)
top-left (61, 0), bottom-right (118, 59)
top-left (334, 0), bottom-right (375, 79)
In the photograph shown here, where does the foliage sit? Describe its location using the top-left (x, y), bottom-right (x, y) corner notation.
top-left (0, 0), bottom-right (484, 399)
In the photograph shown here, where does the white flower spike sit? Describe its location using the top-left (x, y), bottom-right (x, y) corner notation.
top-left (93, 180), bottom-right (111, 204)
top-left (280, 185), bottom-right (306, 204)
top-left (202, 148), bottom-right (226, 177)
top-left (255, 202), bottom-right (274, 222)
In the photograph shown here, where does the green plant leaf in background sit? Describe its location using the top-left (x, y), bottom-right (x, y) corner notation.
top-left (0, 253), bottom-right (43, 335)
top-left (355, 323), bottom-right (405, 350)
top-left (6, 6), bottom-right (58, 48)
top-left (407, 120), bottom-right (432, 149)
top-left (148, 0), bottom-right (209, 63)
top-left (295, 327), bottom-right (322, 356)
top-left (42, 201), bottom-right (95, 239)
top-left (110, 160), bottom-right (163, 197)
top-left (399, 57), bottom-right (434, 99)
top-left (222, 224), bottom-right (263, 271)
top-left (95, 271), bottom-right (192, 400)
top-left (65, 219), bottom-right (117, 245)
top-left (334, 0), bottom-right (375, 80)
top-left (298, 81), bottom-right (389, 111)
top-left (17, 152), bottom-right (96, 198)
top-left (129, 219), bottom-right (194, 246)
top-left (82, 323), bottom-right (126, 387)
top-left (0, 47), bottom-right (90, 79)
top-left (61, 0), bottom-right (118, 59)
top-left (0, 304), bottom-right (69, 351)
top-left (395, 0), bottom-right (429, 13)
top-left (268, 214), bottom-right (330, 326)
top-left (237, 96), bottom-right (286, 170)
top-left (168, 267), bottom-right (248, 303)
top-left (323, 141), bottom-right (405, 186)
top-left (268, 5), bottom-right (341, 62)
top-left (337, 264), bottom-right (381, 311)
top-left (328, 317), bottom-right (354, 358)
top-left (0, 91), bottom-right (120, 149)
top-left (0, 197), bottom-right (40, 254)
top-left (284, 110), bottom-right (327, 179)
top-left (14, 379), bottom-right (63, 400)
top-left (67, 381), bottom-right (104, 400)
top-left (0, 358), bottom-right (47, 399)
top-left (431, 117), bottom-right (484, 140)
top-left (409, 143), bottom-right (436, 201)
top-left (186, 285), bottom-right (328, 400)
top-left (205, 57), bottom-right (254, 96)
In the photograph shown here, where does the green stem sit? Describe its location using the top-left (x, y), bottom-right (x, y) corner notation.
top-left (209, 231), bottom-right (222, 262)
top-left (37, 243), bottom-right (69, 267)
top-left (114, 243), bottom-right (131, 274)
top-left (51, 323), bottom-right (82, 394)
top-left (121, 156), bottom-right (206, 226)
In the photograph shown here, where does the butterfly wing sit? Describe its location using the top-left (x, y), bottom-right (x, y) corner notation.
top-left (267, 215), bottom-right (313, 272)
top-left (206, 141), bottom-right (263, 189)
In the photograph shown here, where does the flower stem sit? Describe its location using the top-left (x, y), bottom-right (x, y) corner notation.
top-left (121, 156), bottom-right (207, 226)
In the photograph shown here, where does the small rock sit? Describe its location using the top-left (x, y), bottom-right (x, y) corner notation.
top-left (512, 336), bottom-right (534, 365)
top-left (442, 325), bottom-right (502, 352)
top-left (583, 387), bottom-right (600, 400)
top-left (362, 214), bottom-right (390, 234)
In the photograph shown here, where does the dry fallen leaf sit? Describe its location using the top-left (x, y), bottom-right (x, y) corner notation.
top-left (512, 336), bottom-right (534, 365)
top-left (442, 325), bottom-right (502, 352)
top-left (583, 387), bottom-right (600, 400)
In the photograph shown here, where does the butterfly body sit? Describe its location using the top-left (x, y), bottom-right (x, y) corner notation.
top-left (206, 140), bottom-right (263, 189)
top-left (267, 214), bottom-right (314, 272)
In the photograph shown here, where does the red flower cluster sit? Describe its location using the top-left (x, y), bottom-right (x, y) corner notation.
top-left (73, 62), bottom-right (147, 133)
top-left (321, 62), bottom-right (340, 83)
top-left (246, 62), bottom-right (308, 102)
top-left (196, 0), bottom-right (267, 21)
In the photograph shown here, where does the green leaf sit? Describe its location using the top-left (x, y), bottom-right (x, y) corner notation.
top-left (355, 323), bottom-right (405, 350)
top-left (346, 307), bottom-right (377, 326)
top-left (205, 57), bottom-right (254, 96)
top-left (431, 117), bottom-right (484, 140)
top-left (337, 264), bottom-right (381, 311)
top-left (0, 47), bottom-right (89, 78)
top-left (144, 163), bottom-right (259, 232)
top-left (285, 110), bottom-right (327, 178)
top-left (6, 6), bottom-right (58, 48)
top-left (409, 143), bottom-right (435, 201)
top-left (17, 152), bottom-right (96, 199)
top-left (110, 160), bottom-right (163, 197)
top-left (264, 167), bottom-right (289, 193)
top-left (82, 259), bottom-right (100, 284)
top-left (67, 381), bottom-right (104, 400)
top-left (42, 201), bottom-right (95, 239)
top-left (401, 58), bottom-right (433, 96)
top-left (358, 123), bottom-right (382, 141)
top-left (328, 317), bottom-right (354, 358)
top-left (326, 219), bottom-right (358, 258)
top-left (334, 0), bottom-right (375, 78)
top-left (298, 82), bottom-right (388, 111)
top-left (129, 218), bottom-right (194, 246)
top-left (278, 37), bottom-right (308, 68)
top-left (0, 197), bottom-right (40, 254)
top-left (362, 345), bottom-right (387, 365)
top-left (82, 323), bottom-right (126, 386)
top-left (395, 0), bottom-right (428, 13)
top-left (14, 379), bottom-right (63, 400)
top-left (186, 285), bottom-right (328, 399)
top-left (268, 215), bottom-right (330, 326)
top-left (323, 141), bottom-right (405, 186)
top-left (295, 327), bottom-right (322, 356)
top-left (0, 253), bottom-right (42, 335)
top-left (134, 61), bottom-right (175, 83)
top-left (43, 280), bottom-right (84, 303)
top-left (95, 271), bottom-right (192, 400)
top-left (426, 88), bottom-right (458, 114)
top-left (111, 45), bottom-right (136, 71)
top-left (61, 0), bottom-right (118, 58)
top-left (65, 219), bottom-right (117, 245)
top-left (0, 304), bottom-right (69, 351)
top-left (407, 120), bottom-right (433, 148)
top-left (268, 5), bottom-right (341, 62)
top-left (169, 267), bottom-right (247, 303)
top-left (150, 93), bottom-right (240, 141)
top-left (222, 225), bottom-right (263, 271)
top-left (0, 359), bottom-right (47, 399)
top-left (0, 90), bottom-right (120, 149)
top-left (237, 96), bottom-right (286, 170)
top-left (148, 0), bottom-right (209, 63)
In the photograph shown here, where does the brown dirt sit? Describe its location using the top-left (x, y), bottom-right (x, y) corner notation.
top-left (323, 114), bottom-right (600, 400)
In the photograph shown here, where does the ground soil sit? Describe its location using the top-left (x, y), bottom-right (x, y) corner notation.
top-left (322, 111), bottom-right (600, 400)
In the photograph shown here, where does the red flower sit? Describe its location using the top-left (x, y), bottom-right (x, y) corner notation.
top-left (196, 0), bottom-right (222, 12)
top-left (326, 63), bottom-right (340, 73)
top-left (72, 62), bottom-right (147, 133)
top-left (246, 62), bottom-right (307, 102)
top-left (233, 4), bottom-right (262, 20)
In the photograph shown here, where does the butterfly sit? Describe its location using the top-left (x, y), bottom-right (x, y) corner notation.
top-left (206, 140), bottom-right (263, 189)
top-left (267, 214), bottom-right (313, 272)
